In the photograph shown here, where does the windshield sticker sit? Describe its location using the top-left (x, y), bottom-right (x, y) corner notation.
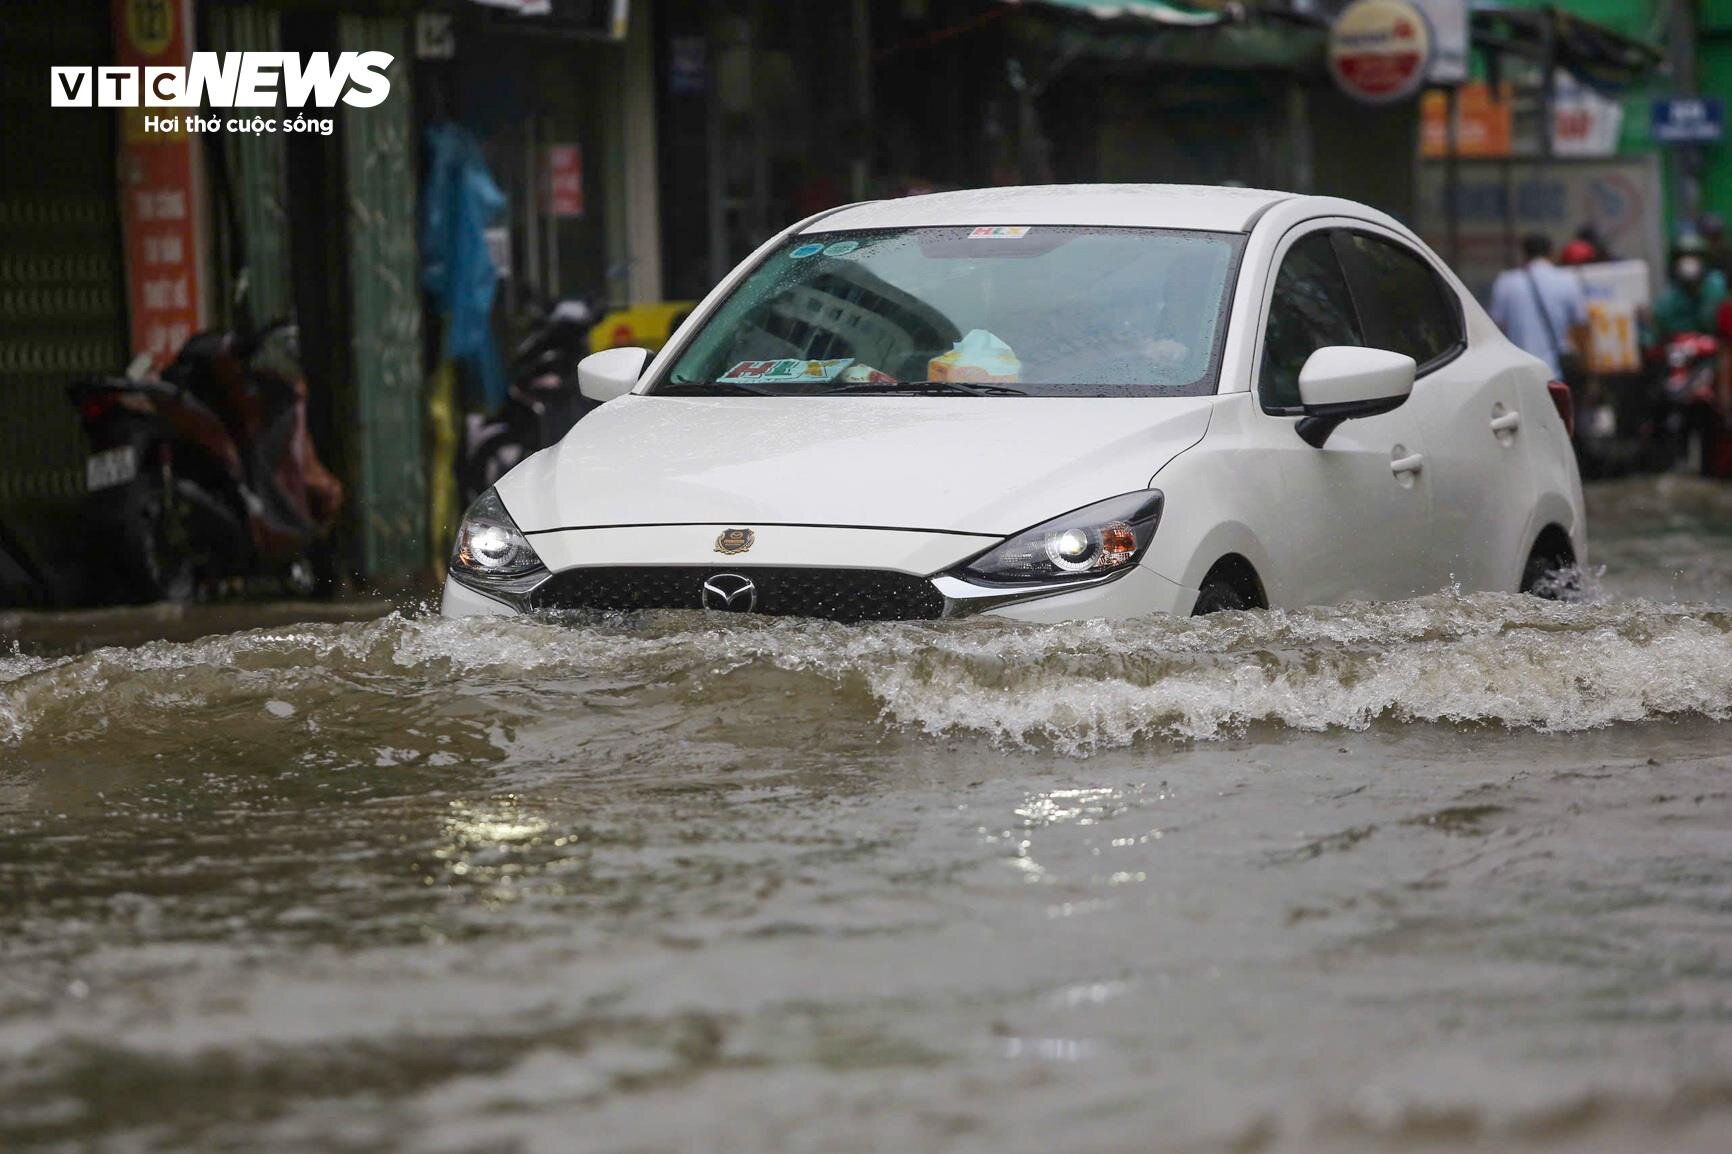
top-left (719, 358), bottom-right (856, 384)
top-left (838, 362), bottom-right (896, 384)
top-left (968, 226), bottom-right (1031, 240)
top-left (822, 239), bottom-right (861, 258)
top-left (788, 242), bottom-right (824, 259)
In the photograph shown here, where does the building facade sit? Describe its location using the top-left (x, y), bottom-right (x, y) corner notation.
top-left (0, 0), bottom-right (1679, 604)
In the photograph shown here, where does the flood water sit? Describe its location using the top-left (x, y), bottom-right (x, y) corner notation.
top-left (4, 476), bottom-right (1732, 1154)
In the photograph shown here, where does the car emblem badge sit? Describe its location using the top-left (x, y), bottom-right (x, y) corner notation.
top-left (701, 573), bottom-right (758, 613)
top-left (714, 528), bottom-right (755, 555)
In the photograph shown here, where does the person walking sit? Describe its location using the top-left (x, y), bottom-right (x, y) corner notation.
top-left (1488, 233), bottom-right (1589, 383)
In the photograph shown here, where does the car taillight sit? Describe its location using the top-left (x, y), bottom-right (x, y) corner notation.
top-left (1547, 379), bottom-right (1575, 438)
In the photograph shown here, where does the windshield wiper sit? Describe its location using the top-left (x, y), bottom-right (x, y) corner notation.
top-left (656, 381), bottom-right (780, 396)
top-left (825, 380), bottom-right (1028, 397)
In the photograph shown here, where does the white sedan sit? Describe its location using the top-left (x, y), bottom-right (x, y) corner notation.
top-left (443, 184), bottom-right (1583, 623)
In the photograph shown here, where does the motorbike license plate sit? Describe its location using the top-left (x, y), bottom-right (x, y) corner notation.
top-left (86, 445), bottom-right (138, 491)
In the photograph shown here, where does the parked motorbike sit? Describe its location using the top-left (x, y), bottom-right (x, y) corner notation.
top-left (1655, 331), bottom-right (1732, 477)
top-left (67, 322), bottom-right (344, 603)
top-left (459, 298), bottom-right (600, 504)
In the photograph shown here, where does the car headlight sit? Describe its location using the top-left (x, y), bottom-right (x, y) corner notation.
top-left (450, 489), bottom-right (547, 592)
top-left (953, 491), bottom-right (1164, 585)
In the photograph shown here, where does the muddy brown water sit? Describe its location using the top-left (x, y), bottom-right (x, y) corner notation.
top-left (4, 476), bottom-right (1732, 1154)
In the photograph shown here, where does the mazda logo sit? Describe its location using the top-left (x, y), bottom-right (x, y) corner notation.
top-left (701, 572), bottom-right (758, 613)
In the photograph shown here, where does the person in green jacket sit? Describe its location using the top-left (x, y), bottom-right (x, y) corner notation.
top-left (1653, 236), bottom-right (1730, 341)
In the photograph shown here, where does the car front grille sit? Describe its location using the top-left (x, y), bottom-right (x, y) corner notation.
top-left (528, 566), bottom-right (946, 623)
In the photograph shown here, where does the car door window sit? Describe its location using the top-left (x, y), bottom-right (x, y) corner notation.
top-left (1332, 231), bottom-right (1464, 370)
top-left (1259, 231), bottom-right (1364, 411)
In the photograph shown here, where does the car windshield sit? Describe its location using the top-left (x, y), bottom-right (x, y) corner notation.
top-left (655, 226), bottom-right (1245, 398)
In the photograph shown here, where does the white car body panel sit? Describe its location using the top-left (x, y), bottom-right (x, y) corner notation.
top-left (494, 395), bottom-right (1213, 537)
top-left (445, 184), bottom-right (1587, 623)
top-left (1140, 392), bottom-right (1435, 605)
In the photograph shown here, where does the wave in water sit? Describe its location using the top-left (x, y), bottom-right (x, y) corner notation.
top-left (4, 592), bottom-right (1731, 753)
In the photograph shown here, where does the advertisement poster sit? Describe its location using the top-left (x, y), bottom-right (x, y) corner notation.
top-left (1420, 82), bottom-right (1514, 159)
top-left (1417, 156), bottom-right (1665, 306)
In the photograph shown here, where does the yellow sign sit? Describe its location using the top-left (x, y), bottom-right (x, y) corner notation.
top-left (1586, 303), bottom-right (1639, 374)
top-left (124, 0), bottom-right (175, 58)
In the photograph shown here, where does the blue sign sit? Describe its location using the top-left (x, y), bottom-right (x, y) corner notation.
top-left (1652, 97), bottom-right (1724, 144)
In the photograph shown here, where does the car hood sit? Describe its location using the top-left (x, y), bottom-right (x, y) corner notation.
top-left (496, 395), bottom-right (1213, 537)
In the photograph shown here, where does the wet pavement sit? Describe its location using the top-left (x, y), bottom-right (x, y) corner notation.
top-left (2, 476), bottom-right (1731, 1154)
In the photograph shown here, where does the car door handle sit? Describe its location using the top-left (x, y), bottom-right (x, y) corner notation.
top-left (1391, 452), bottom-right (1424, 476)
top-left (1490, 411), bottom-right (1521, 433)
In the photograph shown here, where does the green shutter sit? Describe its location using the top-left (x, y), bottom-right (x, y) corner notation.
top-left (339, 14), bottom-right (426, 579)
top-left (207, 5), bottom-right (293, 325)
top-left (0, 13), bottom-right (126, 578)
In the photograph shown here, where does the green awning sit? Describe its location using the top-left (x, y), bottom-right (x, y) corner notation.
top-left (996, 0), bottom-right (1225, 28)
top-left (1470, 5), bottom-right (1663, 91)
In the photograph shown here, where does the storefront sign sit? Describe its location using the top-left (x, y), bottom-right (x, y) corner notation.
top-left (1411, 0), bottom-right (1467, 84)
top-left (545, 144), bottom-right (584, 218)
top-left (477, 0), bottom-right (631, 41)
top-left (1651, 97), bottom-right (1724, 145)
top-left (1329, 0), bottom-right (1434, 105)
top-left (1420, 82), bottom-right (1512, 158)
top-left (114, 0), bottom-right (206, 367)
top-left (1552, 73), bottom-right (1623, 158)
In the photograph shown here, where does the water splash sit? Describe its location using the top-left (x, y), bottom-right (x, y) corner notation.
top-left (4, 593), bottom-right (1730, 755)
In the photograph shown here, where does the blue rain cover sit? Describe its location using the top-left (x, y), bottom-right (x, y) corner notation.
top-left (422, 123), bottom-right (508, 406)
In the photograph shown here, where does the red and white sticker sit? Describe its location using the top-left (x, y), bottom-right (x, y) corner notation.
top-left (718, 358), bottom-right (854, 384)
top-left (969, 226), bottom-right (1031, 240)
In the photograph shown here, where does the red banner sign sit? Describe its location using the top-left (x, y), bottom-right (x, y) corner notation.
top-left (546, 144), bottom-right (584, 219)
top-left (114, 0), bottom-right (206, 367)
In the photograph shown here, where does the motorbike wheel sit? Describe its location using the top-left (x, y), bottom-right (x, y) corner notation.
top-left (121, 465), bottom-right (198, 604)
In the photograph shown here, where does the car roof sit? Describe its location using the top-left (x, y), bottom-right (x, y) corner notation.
top-left (806, 184), bottom-right (1296, 235)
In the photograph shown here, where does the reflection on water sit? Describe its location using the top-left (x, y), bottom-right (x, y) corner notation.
top-left (2, 475), bottom-right (1732, 1153)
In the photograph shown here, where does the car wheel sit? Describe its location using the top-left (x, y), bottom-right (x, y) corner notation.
top-left (1520, 532), bottom-right (1579, 601)
top-left (1192, 578), bottom-right (1249, 616)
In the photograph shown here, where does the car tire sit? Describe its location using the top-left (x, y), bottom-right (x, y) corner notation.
top-left (1520, 533), bottom-right (1579, 601)
top-left (1191, 579), bottom-right (1249, 616)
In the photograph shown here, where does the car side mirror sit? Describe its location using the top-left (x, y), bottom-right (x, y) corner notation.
top-left (1294, 346), bottom-right (1416, 448)
top-left (577, 346), bottom-right (649, 404)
